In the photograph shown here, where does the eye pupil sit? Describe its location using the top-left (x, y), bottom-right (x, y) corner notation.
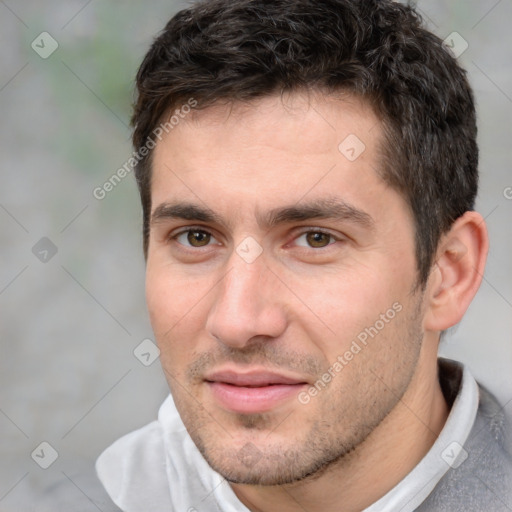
top-left (306, 232), bottom-right (330, 248)
top-left (188, 230), bottom-right (210, 247)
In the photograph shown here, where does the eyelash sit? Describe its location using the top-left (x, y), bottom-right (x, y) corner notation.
top-left (170, 226), bottom-right (341, 250)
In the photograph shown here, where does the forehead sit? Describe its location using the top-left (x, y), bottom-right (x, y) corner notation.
top-left (160, 92), bottom-right (380, 159)
top-left (149, 92), bottom-right (398, 224)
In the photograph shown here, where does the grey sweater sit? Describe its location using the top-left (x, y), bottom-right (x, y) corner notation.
top-left (416, 364), bottom-right (512, 511)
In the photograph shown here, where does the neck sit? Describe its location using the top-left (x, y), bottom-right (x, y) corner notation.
top-left (231, 352), bottom-right (449, 512)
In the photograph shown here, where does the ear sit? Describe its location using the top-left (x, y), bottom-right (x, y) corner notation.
top-left (423, 211), bottom-right (489, 332)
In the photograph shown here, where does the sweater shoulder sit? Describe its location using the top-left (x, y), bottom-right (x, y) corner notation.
top-left (417, 384), bottom-right (512, 512)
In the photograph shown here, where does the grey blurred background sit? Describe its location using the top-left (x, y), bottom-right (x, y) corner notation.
top-left (0, 0), bottom-right (511, 510)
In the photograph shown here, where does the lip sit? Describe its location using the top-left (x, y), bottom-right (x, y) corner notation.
top-left (205, 369), bottom-right (308, 414)
top-left (205, 370), bottom-right (307, 387)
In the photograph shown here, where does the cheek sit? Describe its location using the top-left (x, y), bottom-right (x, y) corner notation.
top-left (145, 266), bottom-right (211, 362)
top-left (288, 264), bottom-right (405, 340)
top-left (145, 269), bottom-right (173, 335)
top-left (147, 263), bottom-right (205, 322)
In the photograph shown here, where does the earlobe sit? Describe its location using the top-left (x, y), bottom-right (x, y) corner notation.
top-left (424, 211), bottom-right (489, 332)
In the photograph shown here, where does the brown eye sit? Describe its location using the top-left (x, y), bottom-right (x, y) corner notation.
top-left (186, 230), bottom-right (211, 247)
top-left (305, 232), bottom-right (333, 248)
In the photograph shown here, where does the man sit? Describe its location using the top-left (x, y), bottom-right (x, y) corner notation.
top-left (96, 0), bottom-right (512, 510)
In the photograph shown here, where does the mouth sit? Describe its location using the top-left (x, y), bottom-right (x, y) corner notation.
top-left (204, 369), bottom-right (308, 414)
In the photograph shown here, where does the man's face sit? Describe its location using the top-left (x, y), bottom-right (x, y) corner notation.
top-left (147, 93), bottom-right (425, 485)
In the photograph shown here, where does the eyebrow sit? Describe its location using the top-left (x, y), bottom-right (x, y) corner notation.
top-left (262, 198), bottom-right (374, 230)
top-left (152, 202), bottom-right (225, 226)
top-left (151, 197), bottom-right (375, 231)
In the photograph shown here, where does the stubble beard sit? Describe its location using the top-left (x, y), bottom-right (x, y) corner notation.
top-left (174, 360), bottom-right (421, 486)
top-left (168, 296), bottom-right (424, 486)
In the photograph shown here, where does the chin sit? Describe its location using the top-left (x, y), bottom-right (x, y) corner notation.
top-left (193, 429), bottom-right (358, 487)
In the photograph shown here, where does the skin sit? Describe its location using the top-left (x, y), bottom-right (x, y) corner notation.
top-left (146, 92), bottom-right (488, 512)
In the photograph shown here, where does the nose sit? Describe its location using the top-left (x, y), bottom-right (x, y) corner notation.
top-left (205, 250), bottom-right (287, 348)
